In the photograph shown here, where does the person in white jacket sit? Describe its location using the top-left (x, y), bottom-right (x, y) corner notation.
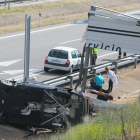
top-left (105, 67), bottom-right (118, 92)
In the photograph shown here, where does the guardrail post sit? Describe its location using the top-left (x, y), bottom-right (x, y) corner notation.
top-left (112, 62), bottom-right (118, 74)
top-left (123, 52), bottom-right (126, 57)
top-left (134, 59), bottom-right (137, 69)
top-left (90, 47), bottom-right (92, 72)
top-left (8, 0), bottom-right (10, 10)
top-left (118, 51), bottom-right (121, 59)
top-left (39, 11), bottom-right (41, 27)
top-left (67, 76), bottom-right (73, 88)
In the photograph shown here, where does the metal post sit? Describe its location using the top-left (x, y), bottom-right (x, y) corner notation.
top-left (21, 0), bottom-right (23, 3)
top-left (24, 15), bottom-right (31, 81)
top-left (112, 62), bottom-right (118, 74)
top-left (81, 44), bottom-right (91, 92)
top-left (75, 45), bottom-right (86, 90)
top-left (90, 47), bottom-right (92, 72)
top-left (123, 52), bottom-right (126, 57)
top-left (90, 6), bottom-right (96, 16)
top-left (67, 76), bottom-right (73, 88)
top-left (39, 11), bottom-right (41, 27)
top-left (8, 0), bottom-right (10, 10)
top-left (5, 0), bottom-right (6, 5)
top-left (134, 59), bottom-right (137, 69)
top-left (115, 63), bottom-right (118, 74)
top-left (118, 51), bottom-right (122, 59)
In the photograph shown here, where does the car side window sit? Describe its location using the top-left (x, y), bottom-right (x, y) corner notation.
top-left (75, 50), bottom-right (81, 58)
top-left (71, 51), bottom-right (77, 58)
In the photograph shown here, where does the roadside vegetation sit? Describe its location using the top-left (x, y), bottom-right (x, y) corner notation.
top-left (1, 0), bottom-right (140, 34)
top-left (40, 96), bottom-right (140, 140)
top-left (0, 0), bottom-right (90, 14)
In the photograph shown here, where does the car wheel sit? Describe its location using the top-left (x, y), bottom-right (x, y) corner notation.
top-left (44, 67), bottom-right (49, 72)
top-left (69, 66), bottom-right (73, 73)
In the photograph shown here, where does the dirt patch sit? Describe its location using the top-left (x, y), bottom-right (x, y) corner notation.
top-left (1, 0), bottom-right (140, 34)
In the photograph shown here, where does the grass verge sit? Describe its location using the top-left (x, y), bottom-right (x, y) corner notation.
top-left (1, 0), bottom-right (140, 34)
top-left (42, 96), bottom-right (140, 140)
top-left (0, 0), bottom-right (90, 14)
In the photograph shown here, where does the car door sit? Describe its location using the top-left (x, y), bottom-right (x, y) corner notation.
top-left (75, 50), bottom-right (82, 69)
top-left (71, 51), bottom-right (78, 69)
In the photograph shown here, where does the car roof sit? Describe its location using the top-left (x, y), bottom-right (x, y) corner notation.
top-left (52, 46), bottom-right (78, 52)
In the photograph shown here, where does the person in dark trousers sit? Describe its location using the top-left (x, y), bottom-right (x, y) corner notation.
top-left (97, 91), bottom-right (113, 101)
top-left (91, 90), bottom-right (113, 101)
top-left (90, 74), bottom-right (96, 89)
top-left (92, 48), bottom-right (99, 65)
top-left (105, 67), bottom-right (118, 92)
top-left (86, 74), bottom-right (96, 89)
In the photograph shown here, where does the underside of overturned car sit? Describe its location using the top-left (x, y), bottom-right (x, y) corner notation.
top-left (0, 79), bottom-right (93, 131)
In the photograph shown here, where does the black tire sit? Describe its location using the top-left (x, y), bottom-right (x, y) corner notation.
top-left (44, 67), bottom-right (49, 72)
top-left (69, 66), bottom-right (73, 73)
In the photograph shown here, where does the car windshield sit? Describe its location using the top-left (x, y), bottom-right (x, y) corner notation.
top-left (48, 49), bottom-right (68, 59)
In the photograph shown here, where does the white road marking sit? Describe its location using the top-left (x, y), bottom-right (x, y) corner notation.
top-left (14, 71), bottom-right (44, 81)
top-left (0, 10), bottom-right (139, 41)
top-left (0, 24), bottom-right (72, 40)
top-left (98, 52), bottom-right (117, 58)
top-left (7, 69), bottom-right (44, 80)
top-left (2, 69), bottom-right (37, 76)
top-left (0, 73), bottom-right (6, 75)
top-left (59, 38), bottom-right (81, 44)
top-left (0, 59), bottom-right (22, 67)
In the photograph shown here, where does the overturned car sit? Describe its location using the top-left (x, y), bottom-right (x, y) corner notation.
top-left (0, 79), bottom-right (93, 131)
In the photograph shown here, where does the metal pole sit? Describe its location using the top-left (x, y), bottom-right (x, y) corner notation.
top-left (81, 44), bottom-right (91, 92)
top-left (118, 51), bottom-right (121, 59)
top-left (39, 11), bottom-right (41, 27)
top-left (123, 52), bottom-right (126, 57)
top-left (115, 63), bottom-right (118, 74)
top-left (8, 0), bottom-right (10, 10)
top-left (75, 45), bottom-right (86, 90)
top-left (5, 0), bottom-right (6, 5)
top-left (24, 15), bottom-right (31, 81)
top-left (67, 76), bottom-right (73, 88)
top-left (90, 47), bottom-right (92, 72)
top-left (134, 59), bottom-right (137, 69)
top-left (21, 0), bottom-right (23, 3)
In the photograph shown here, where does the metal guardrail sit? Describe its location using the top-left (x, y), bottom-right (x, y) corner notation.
top-left (0, 0), bottom-right (24, 4)
top-left (42, 54), bottom-right (140, 86)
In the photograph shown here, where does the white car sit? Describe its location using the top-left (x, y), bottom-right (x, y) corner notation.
top-left (44, 46), bottom-right (82, 73)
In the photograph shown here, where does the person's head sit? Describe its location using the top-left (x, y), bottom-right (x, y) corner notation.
top-left (108, 95), bottom-right (113, 101)
top-left (92, 74), bottom-right (96, 79)
top-left (105, 67), bottom-right (109, 73)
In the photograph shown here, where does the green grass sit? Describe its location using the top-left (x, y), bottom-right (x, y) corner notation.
top-left (43, 98), bottom-right (140, 140)
top-left (0, 0), bottom-right (90, 14)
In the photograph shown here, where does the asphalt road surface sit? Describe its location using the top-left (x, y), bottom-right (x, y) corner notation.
top-left (0, 9), bottom-right (140, 82)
